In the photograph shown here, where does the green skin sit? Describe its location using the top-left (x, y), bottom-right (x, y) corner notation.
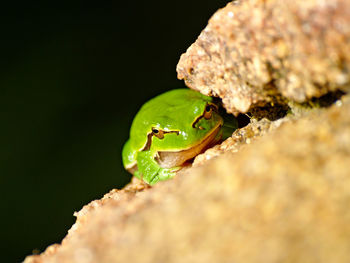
top-left (122, 89), bottom-right (237, 185)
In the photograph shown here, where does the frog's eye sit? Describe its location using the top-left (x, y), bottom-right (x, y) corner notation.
top-left (204, 105), bottom-right (213, 119)
top-left (152, 127), bottom-right (164, 139)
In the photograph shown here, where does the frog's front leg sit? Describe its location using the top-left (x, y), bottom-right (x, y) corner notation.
top-left (136, 150), bottom-right (178, 185)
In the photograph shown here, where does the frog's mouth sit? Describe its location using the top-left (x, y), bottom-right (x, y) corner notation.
top-left (155, 123), bottom-right (222, 169)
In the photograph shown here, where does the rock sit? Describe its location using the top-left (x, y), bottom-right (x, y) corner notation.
top-left (177, 0), bottom-right (350, 114)
top-left (25, 94), bottom-right (350, 263)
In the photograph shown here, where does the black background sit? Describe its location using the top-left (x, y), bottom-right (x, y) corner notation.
top-left (1, 1), bottom-right (229, 262)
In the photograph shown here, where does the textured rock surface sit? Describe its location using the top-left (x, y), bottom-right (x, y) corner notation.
top-left (25, 94), bottom-right (350, 263)
top-left (177, 0), bottom-right (350, 114)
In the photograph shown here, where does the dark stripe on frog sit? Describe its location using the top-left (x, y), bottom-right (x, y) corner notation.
top-left (191, 103), bottom-right (218, 129)
top-left (142, 130), bottom-right (180, 151)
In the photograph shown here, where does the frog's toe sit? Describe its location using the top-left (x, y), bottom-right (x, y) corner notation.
top-left (149, 175), bottom-right (160, 185)
top-left (157, 168), bottom-right (176, 181)
top-left (134, 170), bottom-right (141, 180)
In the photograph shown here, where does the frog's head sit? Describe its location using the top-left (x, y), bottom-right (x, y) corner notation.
top-left (131, 89), bottom-right (223, 168)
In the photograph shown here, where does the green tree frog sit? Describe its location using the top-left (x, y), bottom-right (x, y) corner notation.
top-left (122, 89), bottom-right (237, 185)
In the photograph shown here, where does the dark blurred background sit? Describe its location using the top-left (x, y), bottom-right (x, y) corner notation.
top-left (1, 1), bottom-right (229, 262)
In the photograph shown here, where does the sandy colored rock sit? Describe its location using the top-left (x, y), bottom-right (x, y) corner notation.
top-left (177, 0), bottom-right (350, 114)
top-left (25, 94), bottom-right (350, 263)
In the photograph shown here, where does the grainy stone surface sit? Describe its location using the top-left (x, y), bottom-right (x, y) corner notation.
top-left (177, 0), bottom-right (350, 114)
top-left (25, 94), bottom-right (350, 263)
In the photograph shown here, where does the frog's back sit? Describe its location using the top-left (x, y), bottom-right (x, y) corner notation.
top-left (129, 89), bottom-right (212, 151)
top-left (142, 89), bottom-right (211, 109)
